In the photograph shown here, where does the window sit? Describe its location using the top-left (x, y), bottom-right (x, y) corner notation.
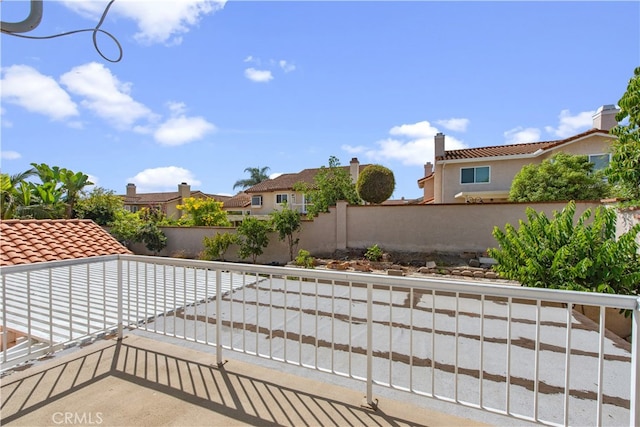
top-left (589, 154), bottom-right (610, 171)
top-left (460, 166), bottom-right (490, 184)
top-left (251, 195), bottom-right (262, 207)
top-left (276, 194), bottom-right (288, 204)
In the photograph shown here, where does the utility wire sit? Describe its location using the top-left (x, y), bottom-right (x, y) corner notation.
top-left (1, 0), bottom-right (123, 63)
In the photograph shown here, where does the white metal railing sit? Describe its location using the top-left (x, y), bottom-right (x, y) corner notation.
top-left (1, 254), bottom-right (638, 427)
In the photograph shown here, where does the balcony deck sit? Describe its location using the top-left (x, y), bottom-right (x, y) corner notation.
top-left (1, 255), bottom-right (637, 426)
top-left (1, 334), bottom-right (491, 427)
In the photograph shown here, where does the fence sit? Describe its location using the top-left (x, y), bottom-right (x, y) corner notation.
top-left (1, 254), bottom-right (638, 426)
top-left (132, 201), bottom-right (608, 264)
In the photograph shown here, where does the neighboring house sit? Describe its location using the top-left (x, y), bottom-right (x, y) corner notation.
top-left (221, 192), bottom-right (252, 225)
top-left (121, 182), bottom-right (231, 220)
top-left (0, 219), bottom-right (132, 266)
top-left (418, 105), bottom-right (619, 204)
top-left (244, 158), bottom-right (368, 215)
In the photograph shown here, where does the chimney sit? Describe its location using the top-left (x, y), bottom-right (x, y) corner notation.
top-left (349, 157), bottom-right (360, 183)
top-left (178, 182), bottom-right (190, 201)
top-left (126, 183), bottom-right (136, 197)
top-left (592, 105), bottom-right (619, 131)
top-left (434, 133), bottom-right (445, 160)
top-left (424, 162), bottom-right (433, 177)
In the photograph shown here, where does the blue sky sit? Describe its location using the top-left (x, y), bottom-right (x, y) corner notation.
top-left (1, 1), bottom-right (639, 199)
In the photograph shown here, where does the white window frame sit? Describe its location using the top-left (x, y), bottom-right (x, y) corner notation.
top-left (588, 153), bottom-right (611, 171)
top-left (276, 193), bottom-right (288, 204)
top-left (460, 166), bottom-right (490, 184)
top-left (251, 195), bottom-right (263, 207)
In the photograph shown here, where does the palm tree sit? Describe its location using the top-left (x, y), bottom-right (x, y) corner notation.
top-left (233, 166), bottom-right (271, 190)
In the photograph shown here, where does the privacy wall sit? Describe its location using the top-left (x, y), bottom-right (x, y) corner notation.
top-left (130, 201), bottom-right (603, 265)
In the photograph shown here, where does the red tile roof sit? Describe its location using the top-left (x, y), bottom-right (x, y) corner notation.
top-left (439, 128), bottom-right (611, 161)
top-left (123, 191), bottom-right (230, 205)
top-left (1, 219), bottom-right (132, 266)
top-left (245, 165), bottom-right (370, 193)
top-left (223, 192), bottom-right (251, 208)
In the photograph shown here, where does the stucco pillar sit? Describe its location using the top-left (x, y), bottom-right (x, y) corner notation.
top-left (336, 200), bottom-right (348, 250)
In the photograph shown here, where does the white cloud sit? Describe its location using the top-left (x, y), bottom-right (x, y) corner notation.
top-left (62, 0), bottom-right (226, 46)
top-left (1, 151), bottom-right (21, 160)
top-left (343, 120), bottom-right (467, 166)
top-left (244, 68), bottom-right (273, 83)
top-left (504, 127), bottom-right (541, 145)
top-left (0, 65), bottom-right (78, 121)
top-left (436, 118), bottom-right (469, 132)
top-left (154, 116), bottom-right (216, 146)
top-left (127, 166), bottom-right (202, 192)
top-left (544, 109), bottom-right (594, 138)
top-left (389, 120), bottom-right (439, 138)
top-left (60, 62), bottom-right (155, 129)
top-left (279, 60), bottom-right (296, 73)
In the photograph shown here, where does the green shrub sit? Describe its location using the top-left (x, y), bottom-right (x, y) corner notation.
top-left (202, 232), bottom-right (237, 261)
top-left (295, 249), bottom-right (315, 268)
top-left (489, 201), bottom-right (640, 294)
top-left (356, 165), bottom-right (395, 204)
top-left (364, 244), bottom-right (383, 262)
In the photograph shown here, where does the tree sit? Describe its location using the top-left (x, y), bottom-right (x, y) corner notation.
top-left (509, 153), bottom-right (610, 202)
top-left (236, 217), bottom-right (270, 263)
top-left (202, 232), bottom-right (238, 261)
top-left (138, 222), bottom-right (167, 255)
top-left (356, 164), bottom-right (395, 204)
top-left (1, 168), bottom-right (36, 219)
top-left (488, 201), bottom-right (640, 294)
top-left (75, 187), bottom-right (124, 225)
top-left (606, 66), bottom-right (640, 200)
top-left (59, 168), bottom-right (93, 219)
top-left (233, 166), bottom-right (270, 190)
top-left (270, 202), bottom-right (302, 261)
top-left (30, 163), bottom-right (93, 219)
top-left (293, 156), bottom-right (361, 218)
top-left (108, 209), bottom-right (144, 248)
top-left (176, 197), bottom-right (231, 226)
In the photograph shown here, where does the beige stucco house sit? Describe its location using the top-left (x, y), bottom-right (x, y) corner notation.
top-left (244, 158), bottom-right (367, 216)
top-left (122, 182), bottom-right (231, 220)
top-left (418, 105), bottom-right (619, 204)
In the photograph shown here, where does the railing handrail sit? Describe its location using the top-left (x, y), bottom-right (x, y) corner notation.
top-left (3, 254), bottom-right (638, 311)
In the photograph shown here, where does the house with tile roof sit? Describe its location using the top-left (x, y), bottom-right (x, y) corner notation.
top-left (244, 158), bottom-right (368, 215)
top-left (0, 219), bottom-right (132, 266)
top-left (121, 182), bottom-right (231, 220)
top-left (418, 105), bottom-right (619, 204)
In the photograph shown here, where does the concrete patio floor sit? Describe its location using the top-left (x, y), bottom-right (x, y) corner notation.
top-left (1, 334), bottom-right (490, 427)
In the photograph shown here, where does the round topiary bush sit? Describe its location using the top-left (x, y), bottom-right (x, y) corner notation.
top-left (356, 164), bottom-right (395, 204)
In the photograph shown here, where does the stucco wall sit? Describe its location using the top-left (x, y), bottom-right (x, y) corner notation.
top-left (130, 201), bottom-right (603, 264)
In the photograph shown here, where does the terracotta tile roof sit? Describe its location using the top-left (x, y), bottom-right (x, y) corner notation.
top-left (223, 192), bottom-right (251, 209)
top-left (1, 219), bottom-right (132, 266)
top-left (123, 191), bottom-right (230, 204)
top-left (245, 165), bottom-right (370, 193)
top-left (440, 128), bottom-right (611, 161)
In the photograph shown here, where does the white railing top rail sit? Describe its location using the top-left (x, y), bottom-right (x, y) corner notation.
top-left (2, 254), bottom-right (638, 311)
top-left (119, 254), bottom-right (640, 311)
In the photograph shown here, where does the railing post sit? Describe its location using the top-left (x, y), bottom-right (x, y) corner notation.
top-left (630, 297), bottom-right (640, 427)
top-left (216, 269), bottom-right (223, 366)
top-left (366, 282), bottom-right (374, 407)
top-left (2, 274), bottom-right (7, 363)
top-left (117, 257), bottom-right (123, 340)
